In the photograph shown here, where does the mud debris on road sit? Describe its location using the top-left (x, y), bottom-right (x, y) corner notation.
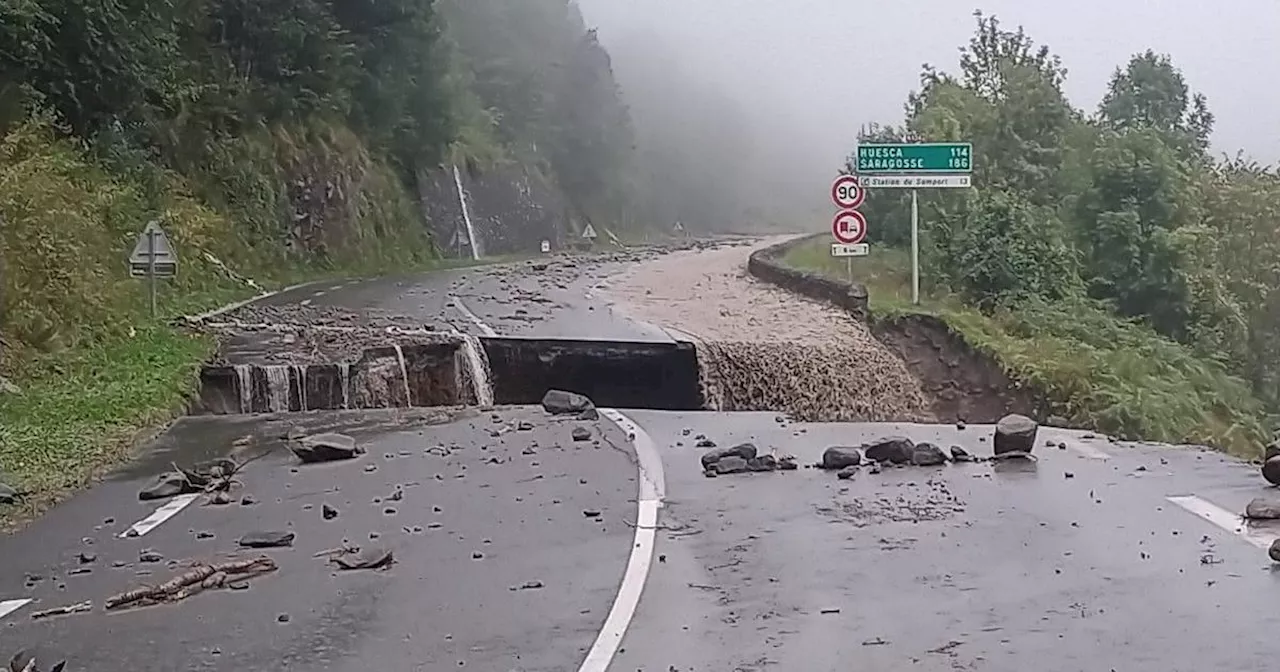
top-left (602, 239), bottom-right (932, 423)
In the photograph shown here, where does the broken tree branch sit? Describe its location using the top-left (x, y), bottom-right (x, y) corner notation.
top-left (105, 556), bottom-right (277, 610)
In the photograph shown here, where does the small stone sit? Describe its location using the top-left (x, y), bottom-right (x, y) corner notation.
top-left (695, 438), bottom-right (716, 448)
top-left (196, 530), bottom-right (215, 539)
top-left (516, 420), bottom-right (534, 431)
top-left (777, 456), bottom-right (799, 471)
top-left (472, 551), bottom-right (484, 560)
top-left (577, 407), bottom-right (599, 421)
top-left (541, 389), bottom-right (595, 415)
top-left (238, 530), bottom-right (295, 549)
top-left (836, 466), bottom-right (858, 480)
top-left (78, 551), bottom-right (97, 564)
top-left (571, 427), bottom-right (592, 442)
top-left (994, 414), bottom-right (1039, 455)
top-left (949, 446), bottom-right (972, 462)
top-left (277, 613), bottom-right (291, 623)
top-left (240, 495), bottom-right (256, 506)
top-left (583, 509), bottom-right (602, 518)
top-left (1270, 539), bottom-right (1280, 563)
top-left (139, 550), bottom-right (164, 563)
top-left (323, 503), bottom-right (339, 520)
top-left (820, 446), bottom-right (862, 470)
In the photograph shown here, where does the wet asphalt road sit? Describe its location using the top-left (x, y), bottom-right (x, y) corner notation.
top-left (7, 246), bottom-right (1280, 670)
top-left (233, 252), bottom-right (683, 342)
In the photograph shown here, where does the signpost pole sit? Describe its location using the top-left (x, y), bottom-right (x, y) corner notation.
top-left (147, 227), bottom-right (158, 318)
top-left (910, 189), bottom-right (920, 305)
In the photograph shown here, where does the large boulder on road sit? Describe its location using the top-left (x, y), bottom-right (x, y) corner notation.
top-left (541, 389), bottom-right (595, 415)
top-left (701, 443), bottom-right (758, 469)
top-left (1263, 456), bottom-right (1280, 486)
top-left (994, 414), bottom-right (1038, 455)
top-left (1245, 496), bottom-right (1280, 520)
top-left (820, 447), bottom-right (862, 470)
top-left (290, 432), bottom-right (362, 463)
top-left (864, 436), bottom-right (914, 464)
top-left (910, 443), bottom-right (948, 466)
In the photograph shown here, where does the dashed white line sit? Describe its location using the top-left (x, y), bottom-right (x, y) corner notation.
top-left (1167, 494), bottom-right (1278, 550)
top-left (449, 295), bottom-right (497, 337)
top-left (118, 493), bottom-right (200, 538)
top-left (581, 409), bottom-right (666, 672)
top-left (0, 599), bottom-right (32, 620)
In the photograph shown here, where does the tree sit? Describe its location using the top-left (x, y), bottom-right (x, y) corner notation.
top-left (1098, 50), bottom-right (1214, 158)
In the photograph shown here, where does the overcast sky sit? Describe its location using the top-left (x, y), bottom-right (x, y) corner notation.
top-left (578, 0), bottom-right (1280, 186)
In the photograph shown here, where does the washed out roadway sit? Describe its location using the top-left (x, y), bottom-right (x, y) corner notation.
top-left (4, 240), bottom-right (1280, 671)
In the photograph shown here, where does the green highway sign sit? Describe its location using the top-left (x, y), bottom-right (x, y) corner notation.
top-left (855, 143), bottom-right (973, 174)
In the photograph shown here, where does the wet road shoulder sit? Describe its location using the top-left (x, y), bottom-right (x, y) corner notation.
top-left (0, 407), bottom-right (643, 672)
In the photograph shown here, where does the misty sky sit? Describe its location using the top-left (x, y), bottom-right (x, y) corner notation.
top-left (579, 0), bottom-right (1280, 188)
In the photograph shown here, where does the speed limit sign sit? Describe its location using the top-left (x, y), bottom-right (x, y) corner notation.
top-left (831, 174), bottom-right (865, 210)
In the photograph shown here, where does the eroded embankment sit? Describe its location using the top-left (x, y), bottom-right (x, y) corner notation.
top-left (740, 234), bottom-right (1046, 424)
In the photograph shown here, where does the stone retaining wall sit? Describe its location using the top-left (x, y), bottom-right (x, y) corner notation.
top-left (746, 233), bottom-right (870, 321)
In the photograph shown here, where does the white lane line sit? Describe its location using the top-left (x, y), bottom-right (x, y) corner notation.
top-left (462, 304), bottom-right (668, 672)
top-left (118, 493), bottom-right (200, 538)
top-left (449, 295), bottom-right (497, 337)
top-left (0, 599), bottom-right (32, 620)
top-left (183, 280), bottom-right (322, 322)
top-left (582, 409), bottom-right (666, 672)
top-left (1167, 494), bottom-right (1279, 550)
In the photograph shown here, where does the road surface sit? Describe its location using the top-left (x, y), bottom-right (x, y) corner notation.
top-left (3, 240), bottom-right (1280, 671)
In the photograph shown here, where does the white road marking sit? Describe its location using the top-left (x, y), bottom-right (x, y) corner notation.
top-left (183, 280), bottom-right (322, 322)
top-left (118, 493), bottom-right (200, 538)
top-left (582, 409), bottom-right (666, 672)
top-left (449, 295), bottom-right (497, 337)
top-left (1167, 494), bottom-right (1279, 550)
top-left (0, 599), bottom-right (31, 620)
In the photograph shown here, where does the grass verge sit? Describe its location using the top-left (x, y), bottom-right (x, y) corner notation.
top-left (0, 254), bottom-right (533, 529)
top-left (782, 236), bottom-right (1268, 456)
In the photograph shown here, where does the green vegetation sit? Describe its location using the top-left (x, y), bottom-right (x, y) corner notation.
top-left (790, 12), bottom-right (1280, 454)
top-left (0, 0), bottom-right (648, 515)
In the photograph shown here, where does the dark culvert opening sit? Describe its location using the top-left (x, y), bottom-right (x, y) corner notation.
top-left (194, 336), bottom-right (704, 415)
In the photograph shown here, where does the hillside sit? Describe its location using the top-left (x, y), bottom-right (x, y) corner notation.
top-left (790, 12), bottom-right (1280, 454)
top-left (0, 0), bottom-right (646, 511)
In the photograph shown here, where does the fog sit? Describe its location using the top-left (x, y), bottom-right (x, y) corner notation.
top-left (577, 0), bottom-right (1280, 229)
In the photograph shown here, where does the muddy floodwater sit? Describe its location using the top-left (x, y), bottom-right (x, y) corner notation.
top-left (600, 238), bottom-right (932, 422)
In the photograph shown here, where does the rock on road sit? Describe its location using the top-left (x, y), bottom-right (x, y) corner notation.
top-left (2, 237), bottom-right (1279, 672)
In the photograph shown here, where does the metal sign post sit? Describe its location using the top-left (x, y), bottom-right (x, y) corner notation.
top-left (854, 142), bottom-right (974, 305)
top-left (128, 220), bottom-right (178, 319)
